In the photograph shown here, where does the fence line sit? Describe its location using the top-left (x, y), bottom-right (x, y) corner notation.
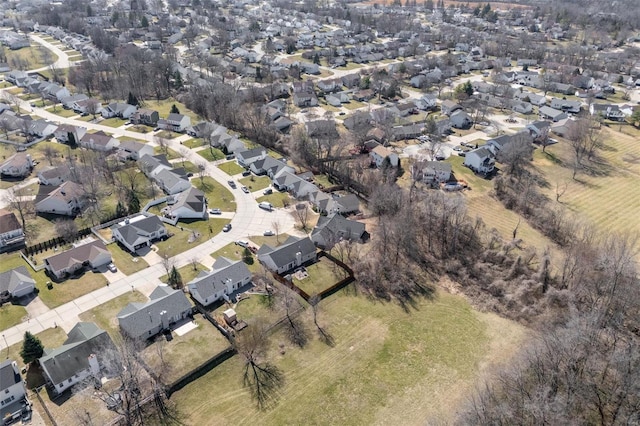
top-left (33, 386), bottom-right (58, 426)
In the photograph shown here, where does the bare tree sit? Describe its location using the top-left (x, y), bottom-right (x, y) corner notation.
top-left (271, 220), bottom-right (281, 244)
top-left (41, 144), bottom-right (58, 166)
top-left (85, 99), bottom-right (101, 120)
top-left (234, 323), bottom-right (284, 410)
top-left (155, 136), bottom-right (169, 156)
top-left (179, 146), bottom-right (189, 169)
top-left (277, 283), bottom-right (308, 348)
top-left (308, 293), bottom-right (333, 346)
top-left (294, 203), bottom-right (310, 232)
top-left (55, 219), bottom-right (78, 244)
top-left (4, 187), bottom-right (33, 230)
top-left (496, 133), bottom-right (534, 178)
top-left (196, 162), bottom-right (207, 185)
top-left (189, 257), bottom-right (199, 271)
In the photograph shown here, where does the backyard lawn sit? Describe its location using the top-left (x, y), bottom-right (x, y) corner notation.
top-left (238, 175), bottom-right (271, 192)
top-left (1, 327), bottom-right (68, 376)
top-left (292, 256), bottom-right (347, 295)
top-left (170, 288), bottom-right (528, 425)
top-left (107, 243), bottom-right (149, 275)
top-left (192, 176), bottom-right (236, 211)
top-left (217, 161), bottom-right (245, 176)
top-left (197, 146), bottom-right (225, 161)
top-left (78, 290), bottom-right (147, 340)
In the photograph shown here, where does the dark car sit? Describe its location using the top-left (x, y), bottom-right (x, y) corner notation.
top-left (223, 224), bottom-right (232, 232)
top-left (242, 170), bottom-right (251, 177)
top-left (436, 155), bottom-right (446, 161)
top-left (227, 180), bottom-right (236, 188)
top-left (263, 188), bottom-right (273, 195)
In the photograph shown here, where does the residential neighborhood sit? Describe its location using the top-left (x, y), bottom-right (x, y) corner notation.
top-left (0, 0), bottom-right (639, 424)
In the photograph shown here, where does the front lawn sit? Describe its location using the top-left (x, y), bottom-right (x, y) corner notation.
top-left (47, 107), bottom-right (77, 118)
top-left (100, 117), bottom-right (127, 128)
top-left (78, 290), bottom-right (148, 339)
top-left (2, 327), bottom-right (68, 372)
top-left (155, 130), bottom-right (180, 139)
top-left (192, 176), bottom-right (236, 211)
top-left (156, 219), bottom-right (229, 257)
top-left (107, 243), bottom-right (149, 275)
top-left (238, 175), bottom-right (271, 192)
top-left (248, 233), bottom-right (291, 249)
top-left (197, 147), bottom-right (225, 162)
top-left (154, 146), bottom-right (180, 160)
top-left (159, 263), bottom-right (209, 285)
top-left (0, 303), bottom-right (27, 330)
top-left (217, 161), bottom-right (245, 176)
top-left (256, 191), bottom-right (292, 208)
top-left (210, 242), bottom-right (261, 274)
top-left (182, 138), bottom-right (205, 149)
top-left (129, 125), bottom-right (152, 133)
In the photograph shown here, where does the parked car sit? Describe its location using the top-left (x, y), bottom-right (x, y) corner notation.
top-left (453, 146), bottom-right (463, 152)
top-left (227, 180), bottom-right (236, 188)
top-left (241, 186), bottom-right (250, 193)
top-left (435, 154), bottom-right (446, 161)
top-left (235, 240), bottom-right (249, 248)
top-left (107, 263), bottom-right (117, 273)
top-left (209, 208), bottom-right (221, 215)
top-left (259, 201), bottom-right (273, 211)
top-left (263, 188), bottom-right (273, 195)
top-left (263, 230), bottom-right (274, 236)
top-left (225, 154), bottom-right (235, 160)
top-left (223, 224), bottom-right (232, 232)
top-left (242, 170), bottom-right (251, 177)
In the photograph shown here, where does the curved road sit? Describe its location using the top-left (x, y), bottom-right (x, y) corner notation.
top-left (0, 90), bottom-right (298, 347)
top-left (28, 33), bottom-right (77, 72)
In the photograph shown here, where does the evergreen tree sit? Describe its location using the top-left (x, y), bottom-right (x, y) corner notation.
top-left (168, 266), bottom-right (183, 289)
top-left (67, 132), bottom-right (76, 147)
top-left (313, 53), bottom-right (320, 65)
top-left (173, 71), bottom-right (183, 89)
top-left (127, 192), bottom-right (140, 213)
top-left (20, 332), bottom-right (44, 365)
top-left (170, 104), bottom-right (180, 114)
top-left (127, 92), bottom-right (139, 106)
top-left (141, 16), bottom-right (149, 27)
top-left (116, 200), bottom-right (128, 217)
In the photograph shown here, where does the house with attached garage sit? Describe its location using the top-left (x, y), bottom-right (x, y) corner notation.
top-left (250, 156), bottom-right (294, 178)
top-left (117, 140), bottom-right (154, 161)
top-left (155, 168), bottom-right (191, 195)
top-left (44, 240), bottom-right (112, 280)
top-left (0, 152), bottom-right (34, 178)
top-left (236, 147), bottom-right (268, 168)
top-left (54, 124), bottom-right (87, 144)
top-left (589, 103), bottom-right (625, 121)
top-left (79, 131), bottom-right (119, 152)
top-left (188, 257), bottom-right (252, 306)
top-left (257, 236), bottom-right (317, 274)
top-left (60, 94), bottom-right (88, 109)
top-left (550, 117), bottom-right (574, 137)
top-left (111, 214), bottom-right (168, 253)
top-left (130, 108), bottom-right (159, 127)
top-left (311, 214), bottom-right (366, 249)
top-left (0, 266), bottom-right (34, 301)
top-left (0, 359), bottom-right (29, 423)
top-left (37, 166), bottom-right (72, 186)
top-left (526, 120), bottom-right (551, 142)
top-left (419, 161), bottom-right (452, 183)
top-left (158, 113), bottom-right (191, 132)
top-left (450, 110), bottom-right (473, 129)
top-left (35, 181), bottom-right (86, 216)
top-left (0, 210), bottom-right (25, 251)
top-left (138, 154), bottom-right (172, 178)
top-left (550, 98), bottom-right (581, 114)
top-left (28, 120), bottom-right (58, 137)
top-left (117, 285), bottom-right (192, 340)
top-left (441, 100), bottom-right (463, 116)
top-left (464, 147), bottom-right (495, 175)
top-left (272, 171), bottom-right (319, 199)
top-left (101, 102), bottom-right (137, 119)
top-left (162, 187), bottom-right (207, 220)
top-left (39, 322), bottom-right (118, 395)
top-left (539, 106), bottom-right (568, 122)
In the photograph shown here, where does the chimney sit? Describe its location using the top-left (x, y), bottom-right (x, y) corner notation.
top-left (295, 251), bottom-right (302, 266)
top-left (88, 354), bottom-right (100, 376)
top-left (160, 310), bottom-right (168, 329)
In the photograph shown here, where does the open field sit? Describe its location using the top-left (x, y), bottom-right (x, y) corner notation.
top-left (78, 290), bottom-right (147, 339)
top-left (169, 288), bottom-right (528, 425)
top-left (6, 45), bottom-right (55, 70)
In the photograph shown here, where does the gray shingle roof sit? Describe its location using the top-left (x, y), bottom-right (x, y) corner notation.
top-left (0, 266), bottom-right (34, 295)
top-left (187, 257), bottom-right (251, 303)
top-left (39, 322), bottom-right (116, 386)
top-left (112, 215), bottom-right (166, 247)
top-left (44, 240), bottom-right (110, 274)
top-left (257, 236), bottom-right (316, 270)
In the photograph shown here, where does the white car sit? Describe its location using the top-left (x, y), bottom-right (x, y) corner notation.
top-left (107, 263), bottom-right (117, 272)
top-left (263, 230), bottom-right (274, 236)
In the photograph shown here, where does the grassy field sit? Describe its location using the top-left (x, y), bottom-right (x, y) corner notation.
top-left (6, 45), bottom-right (55, 70)
top-left (169, 288), bottom-right (528, 425)
top-left (106, 243), bottom-right (149, 275)
top-left (192, 176), bottom-right (236, 211)
top-left (0, 303), bottom-right (28, 330)
top-left (78, 290), bottom-right (147, 339)
top-left (238, 175), bottom-right (271, 192)
top-left (143, 99), bottom-right (200, 123)
top-left (218, 161), bottom-right (245, 176)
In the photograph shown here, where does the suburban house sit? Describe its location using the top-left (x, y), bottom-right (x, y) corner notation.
top-left (35, 182), bottom-right (86, 216)
top-left (551, 117), bottom-right (574, 137)
top-left (44, 240), bottom-right (112, 280)
top-left (309, 192), bottom-right (360, 215)
top-left (257, 236), bottom-right (317, 274)
top-left (250, 156), bottom-right (294, 178)
top-left (0, 360), bottom-right (29, 423)
top-left (589, 103), bottom-right (625, 121)
top-left (158, 113), bottom-right (191, 132)
top-left (117, 285), bottom-right (192, 340)
top-left (130, 108), bottom-right (159, 127)
top-left (0, 153), bottom-right (34, 178)
top-left (549, 98), bottom-right (581, 114)
top-left (28, 120), bottom-right (58, 137)
top-left (0, 266), bottom-right (35, 302)
top-left (450, 110), bottom-right (473, 129)
top-left (39, 322), bottom-right (118, 395)
top-left (155, 168), bottom-right (191, 195)
top-left (188, 257), bottom-right (252, 306)
top-left (163, 187), bottom-right (207, 220)
top-left (73, 98), bottom-right (104, 115)
top-left (526, 120), bottom-right (551, 142)
top-left (117, 140), bottom-right (154, 161)
top-left (111, 214), bottom-right (168, 253)
top-left (311, 214), bottom-right (366, 249)
top-left (138, 154), bottom-right (172, 178)
top-left (54, 124), bottom-right (87, 145)
top-left (60, 94), bottom-right (88, 110)
top-left (273, 171), bottom-right (319, 199)
top-left (464, 147), bottom-right (496, 175)
top-left (415, 94), bottom-right (438, 110)
top-left (539, 106), bottom-right (568, 122)
top-left (0, 209), bottom-right (25, 251)
top-left (441, 100), bottom-right (463, 116)
top-left (101, 102), bottom-right (137, 119)
top-left (370, 144), bottom-right (399, 167)
top-left (79, 131), bottom-right (119, 152)
top-left (37, 166), bottom-right (71, 186)
top-left (419, 161), bottom-right (453, 183)
top-left (236, 147), bottom-right (268, 168)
